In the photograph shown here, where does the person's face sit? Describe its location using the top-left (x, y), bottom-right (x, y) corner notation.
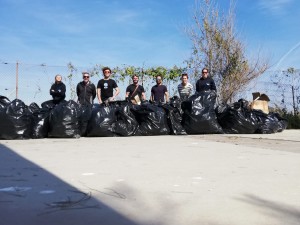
top-left (83, 73), bottom-right (90, 82)
top-left (202, 70), bottom-right (208, 79)
top-left (181, 76), bottom-right (188, 85)
top-left (156, 76), bottom-right (162, 85)
top-left (103, 69), bottom-right (111, 79)
top-left (132, 76), bottom-right (139, 84)
top-left (55, 76), bottom-right (62, 82)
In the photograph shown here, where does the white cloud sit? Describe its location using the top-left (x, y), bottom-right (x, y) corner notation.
top-left (258, 0), bottom-right (294, 15)
top-left (112, 10), bottom-right (139, 23)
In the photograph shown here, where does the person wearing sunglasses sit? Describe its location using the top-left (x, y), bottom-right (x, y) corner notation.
top-left (49, 74), bottom-right (66, 104)
top-left (150, 75), bottom-right (169, 103)
top-left (97, 67), bottom-right (120, 104)
top-left (195, 68), bottom-right (217, 93)
top-left (76, 72), bottom-right (96, 105)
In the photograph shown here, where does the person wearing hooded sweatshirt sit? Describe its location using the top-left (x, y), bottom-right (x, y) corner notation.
top-left (50, 74), bottom-right (66, 104)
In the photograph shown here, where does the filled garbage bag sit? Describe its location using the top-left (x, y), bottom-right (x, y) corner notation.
top-left (169, 96), bottom-right (182, 114)
top-left (41, 99), bottom-right (67, 110)
top-left (216, 99), bottom-right (259, 134)
top-left (0, 96), bottom-right (11, 108)
top-left (28, 102), bottom-right (40, 112)
top-left (181, 91), bottom-right (223, 134)
top-left (253, 110), bottom-right (281, 134)
top-left (110, 103), bottom-right (139, 136)
top-left (0, 99), bottom-right (32, 139)
top-left (48, 100), bottom-right (81, 138)
top-left (272, 113), bottom-right (288, 132)
top-left (131, 102), bottom-right (170, 136)
top-left (160, 103), bottom-right (186, 135)
top-left (78, 104), bottom-right (92, 136)
top-left (86, 103), bottom-right (118, 137)
top-left (28, 103), bottom-right (50, 139)
top-left (41, 100), bottom-right (56, 110)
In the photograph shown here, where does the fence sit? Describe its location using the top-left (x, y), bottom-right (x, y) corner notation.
top-left (242, 69), bottom-right (300, 114)
top-left (1, 62), bottom-right (72, 105)
top-left (1, 61), bottom-right (299, 113)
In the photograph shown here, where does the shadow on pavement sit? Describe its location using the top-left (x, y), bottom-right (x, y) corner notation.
top-left (0, 143), bottom-right (152, 225)
top-left (237, 193), bottom-right (300, 225)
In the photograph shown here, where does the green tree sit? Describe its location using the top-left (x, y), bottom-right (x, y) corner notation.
top-left (117, 65), bottom-right (184, 96)
top-left (67, 63), bottom-right (185, 98)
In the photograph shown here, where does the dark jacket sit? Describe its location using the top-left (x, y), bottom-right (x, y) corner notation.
top-left (76, 81), bottom-right (96, 105)
top-left (50, 82), bottom-right (66, 104)
top-left (196, 77), bottom-right (217, 92)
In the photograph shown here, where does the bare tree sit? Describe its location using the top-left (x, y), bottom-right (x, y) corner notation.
top-left (272, 67), bottom-right (300, 114)
top-left (67, 62), bottom-right (77, 101)
top-left (185, 0), bottom-right (269, 103)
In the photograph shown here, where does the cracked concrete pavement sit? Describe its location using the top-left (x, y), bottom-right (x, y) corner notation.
top-left (0, 130), bottom-right (299, 225)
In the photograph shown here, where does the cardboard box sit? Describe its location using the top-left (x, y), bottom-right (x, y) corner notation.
top-left (250, 92), bottom-right (270, 114)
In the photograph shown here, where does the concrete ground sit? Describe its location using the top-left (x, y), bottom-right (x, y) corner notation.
top-left (0, 130), bottom-right (299, 225)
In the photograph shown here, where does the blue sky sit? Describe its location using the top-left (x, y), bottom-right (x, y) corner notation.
top-left (1, 0), bottom-right (300, 70)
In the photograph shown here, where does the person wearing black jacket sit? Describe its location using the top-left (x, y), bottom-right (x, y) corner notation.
top-left (50, 74), bottom-right (66, 104)
top-left (76, 72), bottom-right (96, 105)
top-left (195, 68), bottom-right (217, 93)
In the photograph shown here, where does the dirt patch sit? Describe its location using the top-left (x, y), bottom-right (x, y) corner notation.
top-left (188, 135), bottom-right (300, 153)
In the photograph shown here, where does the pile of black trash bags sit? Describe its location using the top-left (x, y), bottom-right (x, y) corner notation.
top-left (0, 91), bottom-right (288, 139)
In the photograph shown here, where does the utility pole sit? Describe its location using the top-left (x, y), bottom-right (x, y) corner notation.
top-left (141, 68), bottom-right (144, 87)
top-left (16, 61), bottom-right (19, 99)
top-left (286, 67), bottom-right (298, 115)
top-left (292, 85), bottom-right (297, 115)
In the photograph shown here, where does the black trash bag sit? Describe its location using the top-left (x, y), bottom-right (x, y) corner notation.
top-left (216, 99), bottom-right (259, 134)
top-left (86, 103), bottom-right (118, 137)
top-left (41, 99), bottom-right (67, 110)
top-left (0, 99), bottom-right (32, 140)
top-left (28, 102), bottom-right (40, 112)
top-left (131, 102), bottom-right (170, 136)
top-left (0, 96), bottom-right (11, 108)
top-left (28, 103), bottom-right (50, 139)
top-left (169, 96), bottom-right (182, 114)
top-left (181, 91), bottom-right (223, 134)
top-left (78, 105), bottom-right (92, 136)
top-left (272, 113), bottom-right (288, 132)
top-left (160, 103), bottom-right (187, 135)
top-left (48, 100), bottom-right (81, 138)
top-left (110, 103), bottom-right (139, 136)
top-left (41, 100), bottom-right (56, 110)
top-left (253, 110), bottom-right (280, 134)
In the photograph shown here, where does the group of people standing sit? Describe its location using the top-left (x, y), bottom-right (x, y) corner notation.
top-left (49, 67), bottom-right (216, 106)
